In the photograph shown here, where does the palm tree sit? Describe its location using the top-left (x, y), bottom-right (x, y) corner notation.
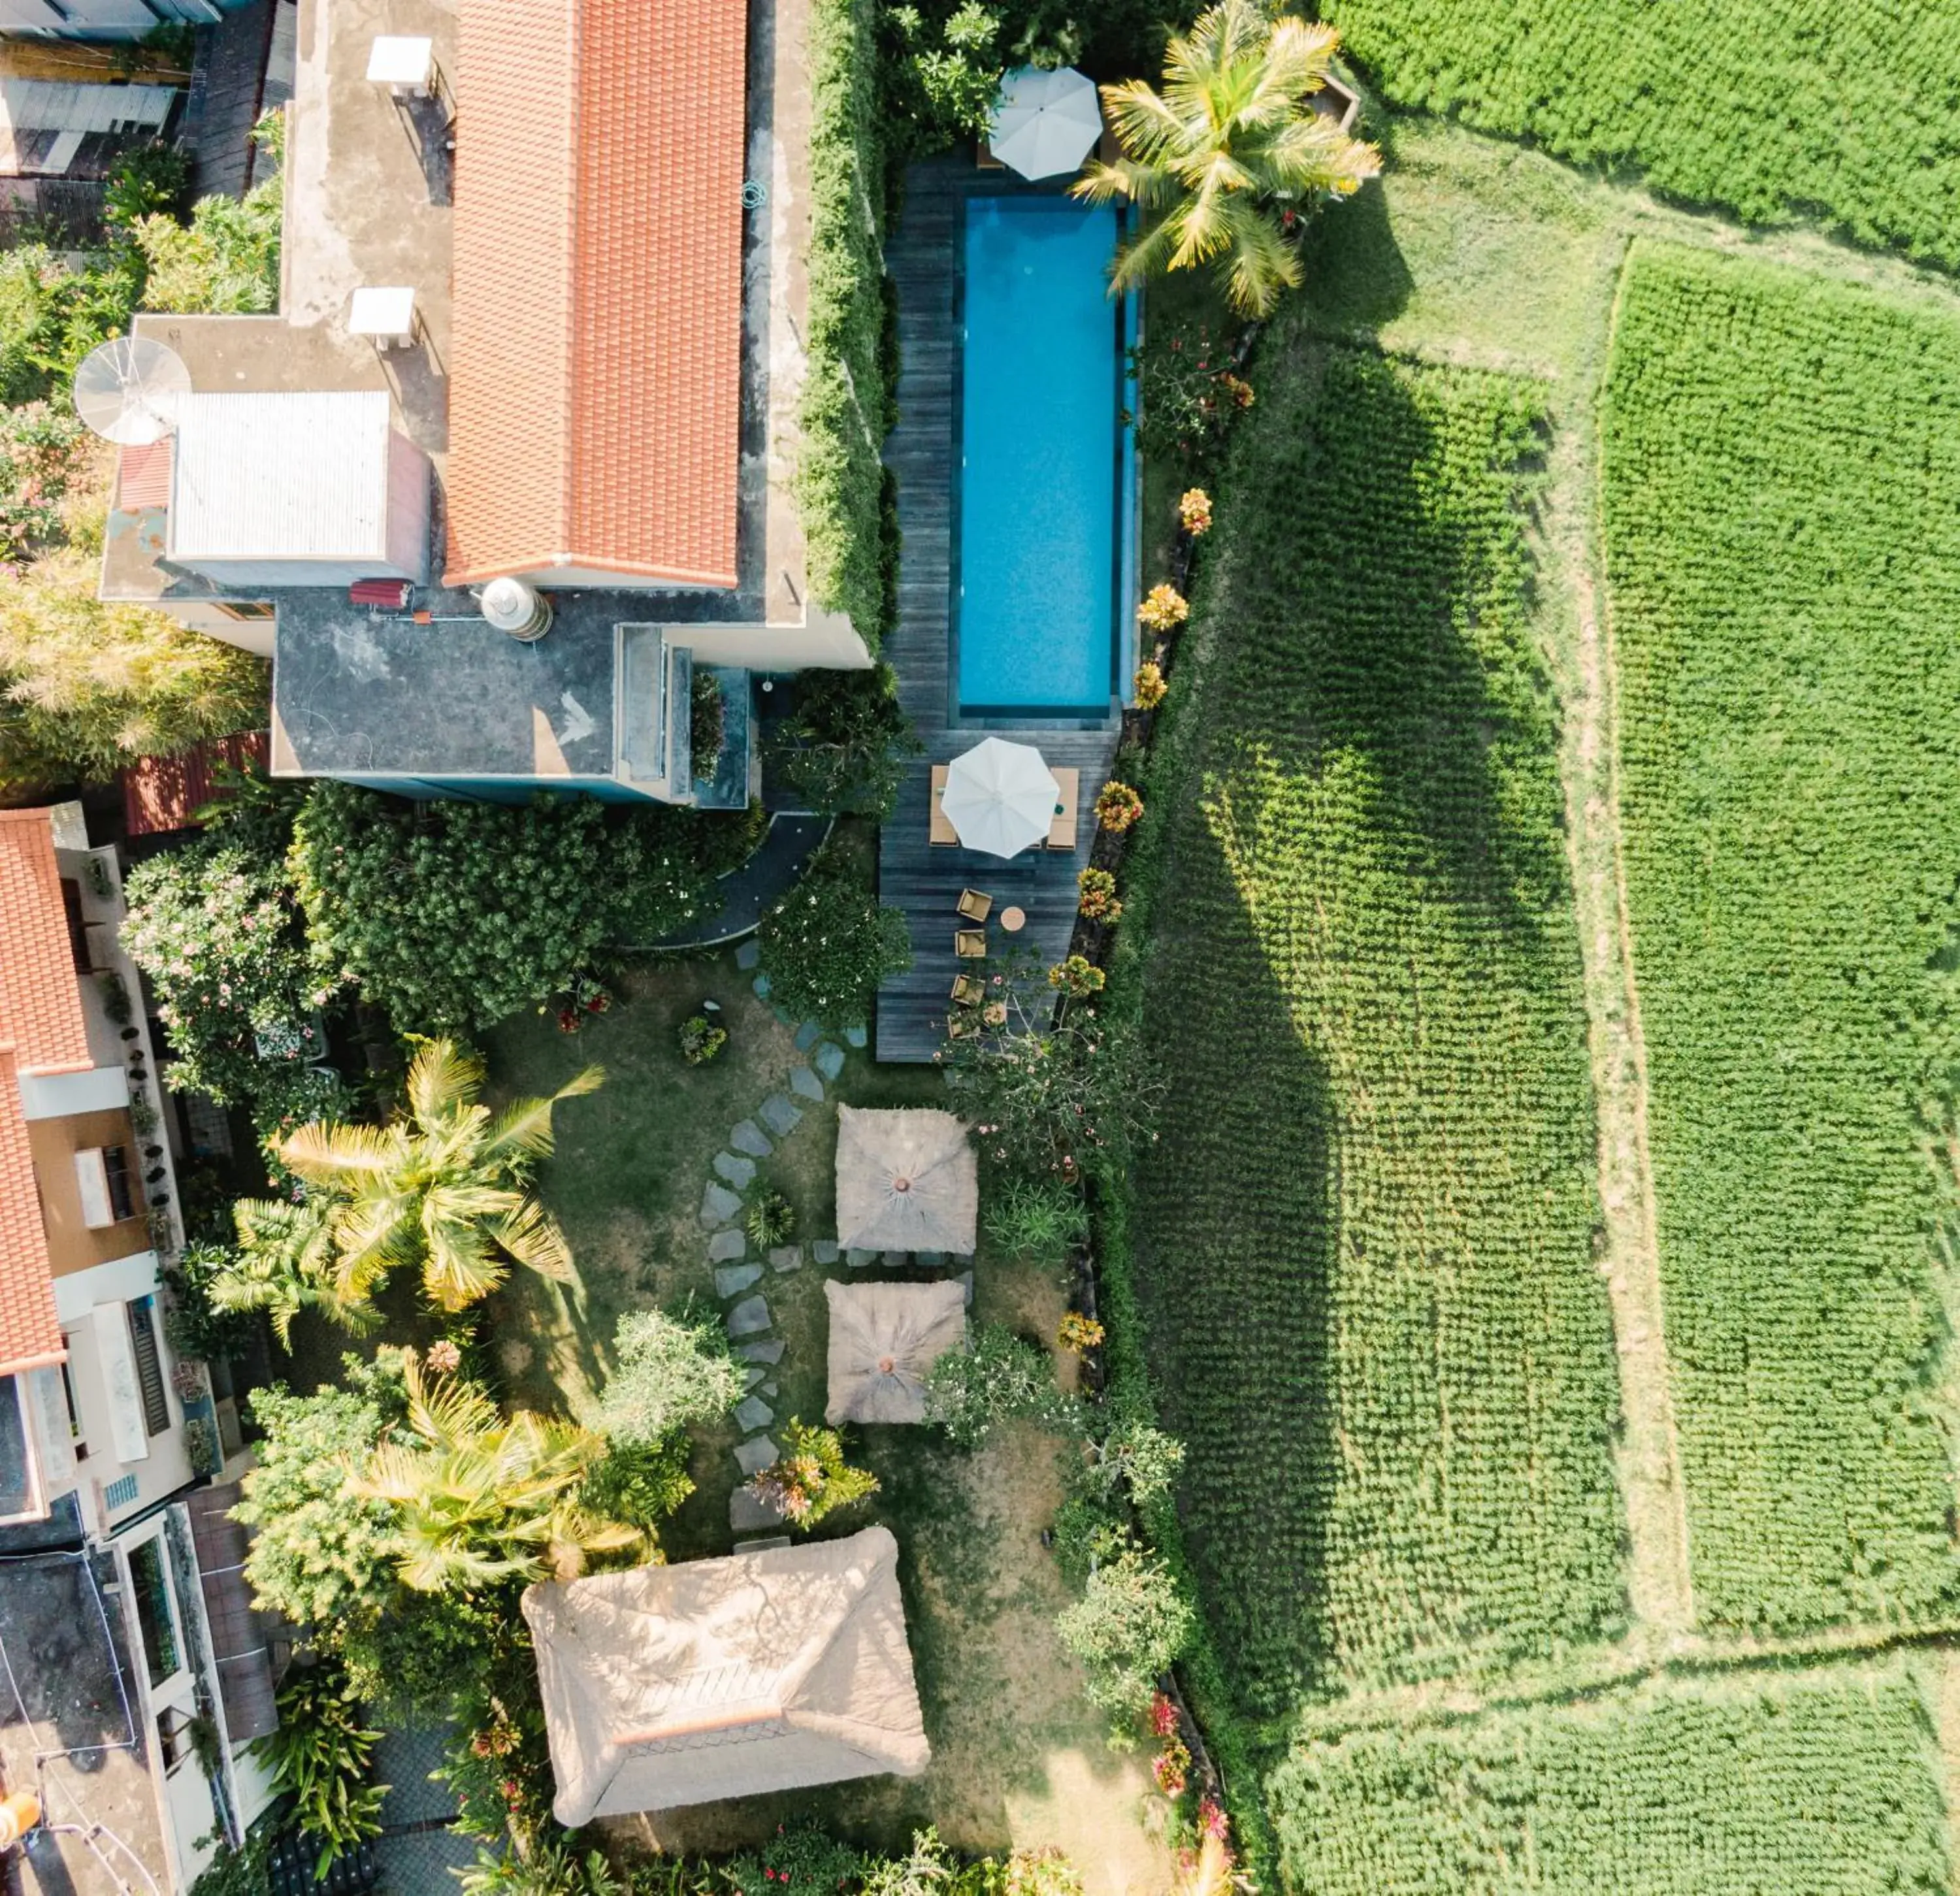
top-left (208, 1195), bottom-right (380, 1347)
top-left (357, 1357), bottom-right (640, 1592)
top-left (278, 1038), bottom-right (602, 1315)
top-left (1071, 1), bottom-right (1380, 318)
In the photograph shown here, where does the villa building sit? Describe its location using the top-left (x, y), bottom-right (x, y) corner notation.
top-left (0, 804), bottom-right (278, 1896)
top-left (98, 0), bottom-right (870, 811)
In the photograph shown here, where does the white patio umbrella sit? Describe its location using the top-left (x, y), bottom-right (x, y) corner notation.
top-left (987, 66), bottom-right (1103, 181)
top-left (939, 737), bottom-right (1060, 858)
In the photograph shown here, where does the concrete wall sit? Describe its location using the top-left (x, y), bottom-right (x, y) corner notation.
top-left (676, 605), bottom-right (874, 673)
top-left (149, 598), bottom-right (279, 656)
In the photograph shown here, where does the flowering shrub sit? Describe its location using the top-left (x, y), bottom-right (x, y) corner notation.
top-left (1096, 781), bottom-right (1145, 832)
top-left (588, 1309), bottom-right (743, 1447)
top-left (748, 1418), bottom-right (879, 1527)
top-left (1047, 954), bottom-right (1107, 998)
top-left (756, 841), bottom-right (911, 1030)
top-left (0, 401), bottom-right (86, 559)
top-left (1077, 867), bottom-right (1123, 921)
top-left (1152, 1729), bottom-right (1191, 1796)
top-left (679, 1013), bottom-right (728, 1064)
top-left (122, 835), bottom-right (325, 1105)
top-left (553, 970), bottom-right (612, 1035)
top-left (1057, 1311), bottom-right (1105, 1354)
top-left (1137, 584), bottom-right (1190, 634)
top-left (1132, 662), bottom-right (1168, 710)
top-left (924, 1322), bottom-right (1080, 1447)
top-left (1126, 317), bottom-right (1256, 474)
top-left (1178, 487), bottom-right (1213, 536)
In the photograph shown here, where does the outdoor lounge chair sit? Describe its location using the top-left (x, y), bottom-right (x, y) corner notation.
top-left (928, 765), bottom-right (958, 845)
top-left (950, 973), bottom-right (983, 1006)
top-left (956, 889), bottom-right (993, 924)
top-left (1045, 768), bottom-right (1081, 850)
top-left (955, 930), bottom-right (987, 960)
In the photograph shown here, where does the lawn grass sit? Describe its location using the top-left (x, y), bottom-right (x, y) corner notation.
top-left (1267, 1660), bottom-right (1952, 1895)
top-left (1598, 241), bottom-right (1960, 1634)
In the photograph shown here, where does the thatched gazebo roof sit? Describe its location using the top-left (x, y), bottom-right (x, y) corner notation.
top-left (523, 1528), bottom-right (929, 1822)
top-left (825, 1279), bottom-right (968, 1425)
top-left (834, 1107), bottom-right (977, 1255)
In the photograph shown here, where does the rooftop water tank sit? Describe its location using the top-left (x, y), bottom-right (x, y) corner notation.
top-left (481, 576), bottom-right (552, 642)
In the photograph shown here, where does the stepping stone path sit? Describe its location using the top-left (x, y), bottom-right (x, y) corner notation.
top-left (713, 1151), bottom-right (757, 1189)
top-left (700, 1181), bottom-right (742, 1226)
top-left (734, 1435), bottom-right (778, 1477)
top-left (794, 1021), bottom-right (822, 1053)
top-left (730, 1120), bottom-right (773, 1158)
top-left (813, 1240), bottom-right (840, 1266)
top-left (736, 1338), bottom-right (785, 1365)
top-left (759, 1094), bottom-right (802, 1137)
top-left (735, 939), bottom-right (761, 971)
top-left (735, 1395), bottom-right (775, 1433)
top-left (715, 1264), bottom-right (763, 1299)
top-left (814, 1041), bottom-right (845, 1083)
top-left (742, 1366), bottom-right (768, 1391)
top-left (759, 1380), bottom-right (778, 1398)
top-left (844, 1024), bottom-right (868, 1050)
top-left (769, 1245), bottom-right (803, 1275)
top-left (752, 973), bottom-right (772, 998)
top-left (727, 1294), bottom-right (772, 1337)
top-left (708, 1229), bottom-right (747, 1263)
top-left (916, 1251), bottom-right (947, 1268)
top-left (882, 1250), bottom-right (909, 1269)
top-left (847, 1247), bottom-right (877, 1269)
top-left (789, 1064), bottom-right (825, 1103)
top-left (730, 1488), bottom-right (787, 1531)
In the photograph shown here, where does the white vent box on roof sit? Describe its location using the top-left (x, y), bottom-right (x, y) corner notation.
top-left (367, 35), bottom-right (436, 95)
top-left (167, 390), bottom-right (430, 589)
top-left (348, 286), bottom-right (419, 348)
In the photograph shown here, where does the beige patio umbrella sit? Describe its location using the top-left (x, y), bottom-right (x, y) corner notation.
top-left (834, 1107), bottom-right (978, 1255)
top-left (825, 1280), bottom-right (968, 1425)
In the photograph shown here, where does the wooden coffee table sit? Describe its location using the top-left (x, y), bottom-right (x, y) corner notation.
top-left (1000, 906), bottom-right (1026, 933)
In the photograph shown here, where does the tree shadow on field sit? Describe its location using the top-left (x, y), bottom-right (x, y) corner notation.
top-left (1228, 334), bottom-right (1567, 951)
top-left (1134, 872), bottom-right (1341, 1714)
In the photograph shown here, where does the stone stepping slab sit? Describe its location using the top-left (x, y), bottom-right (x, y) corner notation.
top-left (736, 1338), bottom-right (785, 1364)
top-left (794, 1020), bottom-right (822, 1052)
top-left (715, 1264), bottom-right (763, 1299)
top-left (730, 1486), bottom-right (786, 1531)
top-left (789, 1064), bottom-right (825, 1103)
top-left (844, 1024), bottom-right (868, 1049)
top-left (735, 939), bottom-right (761, 970)
top-left (730, 1119), bottom-right (774, 1159)
top-left (735, 1395), bottom-right (775, 1432)
top-left (700, 1181), bottom-right (742, 1226)
top-left (708, 1228), bottom-right (747, 1263)
top-left (812, 1239), bottom-right (839, 1266)
top-left (727, 1294), bottom-right (772, 1337)
top-left (759, 1094), bottom-right (803, 1137)
top-left (713, 1151), bottom-right (757, 1189)
top-left (734, 1434), bottom-right (777, 1477)
top-left (814, 1041), bottom-right (845, 1083)
top-left (769, 1245), bottom-right (803, 1275)
top-left (752, 973), bottom-right (772, 998)
top-left (742, 1365), bottom-right (768, 1391)
top-left (845, 1247), bottom-right (878, 1269)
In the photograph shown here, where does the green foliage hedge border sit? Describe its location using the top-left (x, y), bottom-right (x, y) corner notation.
top-left (800, 0), bottom-right (889, 647)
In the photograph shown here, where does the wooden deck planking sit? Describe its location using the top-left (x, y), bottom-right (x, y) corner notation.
top-left (875, 160), bottom-right (1119, 1062)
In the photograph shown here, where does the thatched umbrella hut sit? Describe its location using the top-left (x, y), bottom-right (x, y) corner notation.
top-left (834, 1107), bottom-right (977, 1255)
top-left (825, 1279), bottom-right (967, 1425)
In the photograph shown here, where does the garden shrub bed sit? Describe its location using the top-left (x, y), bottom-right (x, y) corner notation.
top-left (1267, 1661), bottom-right (1952, 1895)
top-left (1599, 242), bottom-right (1960, 1633)
top-left (1107, 329), bottom-right (1624, 1714)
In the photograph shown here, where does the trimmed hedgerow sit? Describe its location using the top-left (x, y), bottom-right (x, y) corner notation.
top-left (1115, 333), bottom-right (1622, 1714)
top-left (1324, 0), bottom-right (1960, 270)
top-left (1600, 242), bottom-right (1960, 1633)
top-left (800, 0), bottom-right (888, 646)
top-left (1268, 1665), bottom-right (1952, 1895)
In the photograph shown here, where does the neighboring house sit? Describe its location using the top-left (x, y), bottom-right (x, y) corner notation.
top-left (99, 0), bottom-right (868, 809)
top-left (0, 803), bottom-right (277, 1896)
top-left (0, 0), bottom-right (252, 36)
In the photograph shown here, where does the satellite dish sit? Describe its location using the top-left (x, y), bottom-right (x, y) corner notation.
top-left (73, 336), bottom-right (190, 446)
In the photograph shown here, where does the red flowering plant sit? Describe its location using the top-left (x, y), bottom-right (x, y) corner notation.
top-left (1124, 316), bottom-right (1258, 478)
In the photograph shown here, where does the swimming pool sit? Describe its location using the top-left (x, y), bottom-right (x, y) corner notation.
top-left (955, 195), bottom-right (1135, 719)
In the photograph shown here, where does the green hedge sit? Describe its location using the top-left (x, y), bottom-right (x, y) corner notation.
top-left (800, 0), bottom-right (889, 647)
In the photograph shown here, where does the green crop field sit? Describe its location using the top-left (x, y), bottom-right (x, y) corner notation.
top-left (1324, 0), bottom-right (1960, 269)
top-left (1600, 243), bottom-right (1960, 1633)
top-left (1267, 1665), bottom-right (1951, 1893)
top-left (1128, 335), bottom-right (1623, 1713)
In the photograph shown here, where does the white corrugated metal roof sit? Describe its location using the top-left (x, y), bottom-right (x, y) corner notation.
top-left (169, 390), bottom-right (393, 561)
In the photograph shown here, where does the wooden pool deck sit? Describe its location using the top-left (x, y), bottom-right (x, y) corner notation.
top-left (875, 159), bottom-right (1120, 1063)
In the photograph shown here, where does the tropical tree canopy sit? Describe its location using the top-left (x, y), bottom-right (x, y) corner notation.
top-left (210, 1195), bottom-right (379, 1348)
top-left (276, 1036), bottom-right (602, 1316)
top-left (357, 1357), bottom-right (637, 1592)
top-left (1071, 1), bottom-right (1381, 317)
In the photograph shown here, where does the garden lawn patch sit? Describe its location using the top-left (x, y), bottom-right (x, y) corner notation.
top-left (1324, 0), bottom-right (1960, 269)
top-left (1268, 1663), bottom-right (1951, 1895)
top-left (1599, 242), bottom-right (1960, 1632)
top-left (1128, 333), bottom-right (1622, 1713)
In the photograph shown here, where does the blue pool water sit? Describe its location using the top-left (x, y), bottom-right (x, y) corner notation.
top-left (957, 197), bottom-right (1130, 717)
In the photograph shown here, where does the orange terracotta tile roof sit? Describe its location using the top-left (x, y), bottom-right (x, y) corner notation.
top-left (0, 809), bottom-right (89, 1378)
top-left (443, 0), bottom-right (749, 592)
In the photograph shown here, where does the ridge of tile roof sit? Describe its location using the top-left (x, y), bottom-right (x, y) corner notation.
top-left (443, 0), bottom-right (749, 591)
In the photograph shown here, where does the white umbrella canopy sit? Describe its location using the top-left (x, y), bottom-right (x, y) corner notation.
top-left (988, 66), bottom-right (1103, 180)
top-left (940, 737), bottom-right (1060, 858)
